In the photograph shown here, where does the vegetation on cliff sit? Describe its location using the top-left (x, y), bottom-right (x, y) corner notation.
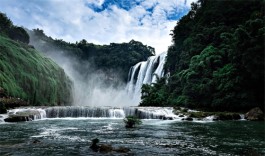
top-left (27, 29), bottom-right (155, 82)
top-left (0, 13), bottom-right (72, 106)
top-left (140, 0), bottom-right (264, 111)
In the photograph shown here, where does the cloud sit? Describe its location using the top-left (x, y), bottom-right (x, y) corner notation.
top-left (0, 0), bottom-right (195, 54)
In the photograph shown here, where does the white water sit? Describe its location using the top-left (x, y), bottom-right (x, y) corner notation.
top-left (7, 108), bottom-right (47, 120)
top-left (127, 52), bottom-right (167, 103)
top-left (1, 107), bottom-right (179, 120)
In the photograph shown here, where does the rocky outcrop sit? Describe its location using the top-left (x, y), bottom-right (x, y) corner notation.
top-left (4, 116), bottom-right (32, 122)
top-left (213, 113), bottom-right (241, 121)
top-left (245, 107), bottom-right (264, 121)
top-left (4, 109), bottom-right (42, 122)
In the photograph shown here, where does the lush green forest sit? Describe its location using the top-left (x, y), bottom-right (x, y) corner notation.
top-left (27, 29), bottom-right (155, 82)
top-left (0, 13), bottom-right (72, 106)
top-left (141, 0), bottom-right (264, 111)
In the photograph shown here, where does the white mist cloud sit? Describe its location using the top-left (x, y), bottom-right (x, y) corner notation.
top-left (0, 0), bottom-right (196, 54)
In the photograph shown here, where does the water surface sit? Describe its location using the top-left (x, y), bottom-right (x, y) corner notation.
top-left (0, 119), bottom-right (264, 155)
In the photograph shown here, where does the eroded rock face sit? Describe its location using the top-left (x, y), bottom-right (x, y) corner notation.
top-left (245, 107), bottom-right (264, 121)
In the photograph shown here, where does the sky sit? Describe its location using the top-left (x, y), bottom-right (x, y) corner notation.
top-left (0, 0), bottom-right (195, 54)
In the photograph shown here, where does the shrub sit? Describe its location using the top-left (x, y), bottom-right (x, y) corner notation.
top-left (123, 115), bottom-right (142, 128)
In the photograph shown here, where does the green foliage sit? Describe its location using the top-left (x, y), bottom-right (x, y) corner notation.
top-left (141, 0), bottom-right (264, 111)
top-left (0, 36), bottom-right (72, 106)
top-left (140, 78), bottom-right (168, 106)
top-left (123, 115), bottom-right (142, 128)
top-left (27, 29), bottom-right (155, 82)
top-left (0, 12), bottom-right (29, 44)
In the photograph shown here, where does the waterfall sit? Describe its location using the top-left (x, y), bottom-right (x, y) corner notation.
top-left (127, 52), bottom-right (167, 103)
top-left (45, 106), bottom-right (176, 119)
top-left (2, 106), bottom-right (178, 120)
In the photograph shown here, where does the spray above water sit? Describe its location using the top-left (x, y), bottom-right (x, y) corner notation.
top-left (28, 30), bottom-right (166, 107)
top-left (28, 40), bottom-right (135, 107)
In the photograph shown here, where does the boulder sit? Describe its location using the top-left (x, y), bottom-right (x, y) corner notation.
top-left (99, 144), bottom-right (113, 153)
top-left (4, 116), bottom-right (31, 122)
top-left (33, 139), bottom-right (41, 144)
top-left (182, 117), bottom-right (193, 121)
top-left (245, 107), bottom-right (264, 121)
top-left (213, 115), bottom-right (219, 121)
top-left (4, 109), bottom-right (41, 122)
top-left (162, 116), bottom-right (174, 120)
top-left (114, 147), bottom-right (130, 153)
top-left (90, 138), bottom-right (130, 154)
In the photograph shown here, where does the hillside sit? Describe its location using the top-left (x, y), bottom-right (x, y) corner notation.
top-left (140, 0), bottom-right (264, 111)
top-left (0, 13), bottom-right (72, 106)
top-left (27, 29), bottom-right (155, 82)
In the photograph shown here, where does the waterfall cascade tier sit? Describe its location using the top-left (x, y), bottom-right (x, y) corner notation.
top-left (3, 106), bottom-right (177, 120)
top-left (45, 106), bottom-right (177, 119)
top-left (127, 52), bottom-right (167, 103)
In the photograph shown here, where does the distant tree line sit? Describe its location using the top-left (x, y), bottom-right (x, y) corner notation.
top-left (27, 29), bottom-right (155, 82)
top-left (0, 13), bottom-right (29, 44)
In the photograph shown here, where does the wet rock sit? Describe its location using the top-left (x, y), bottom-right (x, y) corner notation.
top-left (245, 107), bottom-right (264, 121)
top-left (212, 113), bottom-right (241, 121)
top-left (189, 112), bottom-right (208, 119)
top-left (162, 116), bottom-right (173, 120)
top-left (90, 138), bottom-right (130, 154)
top-left (4, 110), bottom-right (41, 122)
top-left (99, 144), bottom-right (113, 153)
top-left (179, 115), bottom-right (184, 117)
top-left (213, 115), bottom-right (219, 121)
top-left (159, 115), bottom-right (165, 120)
top-left (167, 117), bottom-right (173, 120)
top-left (4, 116), bottom-right (30, 122)
top-left (33, 139), bottom-right (41, 144)
top-left (182, 117), bottom-right (193, 121)
top-left (114, 147), bottom-right (130, 153)
top-left (90, 138), bottom-right (100, 152)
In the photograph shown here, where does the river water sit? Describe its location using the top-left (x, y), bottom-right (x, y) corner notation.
top-left (0, 118), bottom-right (264, 156)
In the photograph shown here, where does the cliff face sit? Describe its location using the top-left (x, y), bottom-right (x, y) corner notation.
top-left (0, 36), bottom-right (73, 106)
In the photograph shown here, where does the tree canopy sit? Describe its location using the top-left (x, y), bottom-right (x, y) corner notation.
top-left (140, 0), bottom-right (264, 112)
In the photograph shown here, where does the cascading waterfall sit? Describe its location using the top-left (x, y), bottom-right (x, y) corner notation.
top-left (3, 106), bottom-right (178, 120)
top-left (45, 106), bottom-right (176, 119)
top-left (127, 52), bottom-right (167, 103)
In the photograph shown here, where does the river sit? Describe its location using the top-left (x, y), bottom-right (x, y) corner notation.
top-left (0, 117), bottom-right (264, 155)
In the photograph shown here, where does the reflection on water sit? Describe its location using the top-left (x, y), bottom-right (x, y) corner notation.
top-left (0, 119), bottom-right (264, 155)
